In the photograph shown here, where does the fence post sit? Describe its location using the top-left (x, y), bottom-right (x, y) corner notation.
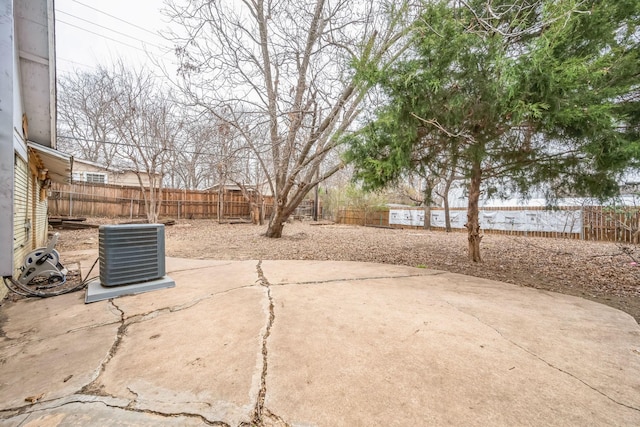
top-left (69, 192), bottom-right (73, 217)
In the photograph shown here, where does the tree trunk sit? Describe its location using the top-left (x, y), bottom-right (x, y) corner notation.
top-left (235, 182), bottom-right (264, 226)
top-left (155, 174), bottom-right (164, 223)
top-left (251, 203), bottom-right (259, 224)
top-left (148, 179), bottom-right (160, 224)
top-left (313, 171), bottom-right (320, 221)
top-left (423, 180), bottom-right (433, 230)
top-left (465, 159), bottom-right (483, 262)
top-left (443, 171), bottom-right (455, 232)
top-left (217, 187), bottom-right (223, 224)
top-left (444, 196), bottom-right (451, 232)
top-left (265, 206), bottom-right (290, 237)
top-left (259, 196), bottom-right (265, 226)
top-left (136, 172), bottom-right (158, 224)
top-left (423, 205), bottom-right (431, 230)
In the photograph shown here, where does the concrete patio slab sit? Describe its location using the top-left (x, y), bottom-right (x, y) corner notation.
top-left (0, 323), bottom-right (119, 410)
top-left (1, 291), bottom-right (119, 341)
top-left (266, 277), bottom-right (640, 426)
top-left (7, 399), bottom-right (205, 426)
top-left (260, 259), bottom-right (443, 285)
top-left (104, 259), bottom-right (260, 318)
top-left (95, 287), bottom-right (265, 426)
top-left (0, 258), bottom-right (638, 426)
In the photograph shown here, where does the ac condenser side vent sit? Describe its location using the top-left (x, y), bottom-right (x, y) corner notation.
top-left (99, 224), bottom-right (166, 287)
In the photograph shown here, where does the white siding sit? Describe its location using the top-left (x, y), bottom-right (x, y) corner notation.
top-left (12, 153), bottom-right (49, 280)
top-left (13, 154), bottom-right (30, 276)
top-left (34, 173), bottom-right (48, 247)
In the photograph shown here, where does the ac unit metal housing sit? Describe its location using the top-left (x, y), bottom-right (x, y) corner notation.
top-left (85, 223), bottom-right (175, 303)
top-left (99, 223), bottom-right (166, 287)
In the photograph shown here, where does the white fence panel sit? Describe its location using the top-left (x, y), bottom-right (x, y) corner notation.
top-left (390, 208), bottom-right (583, 234)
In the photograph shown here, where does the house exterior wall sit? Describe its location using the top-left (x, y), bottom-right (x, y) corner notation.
top-left (10, 143), bottom-right (49, 290)
top-left (13, 155), bottom-right (29, 284)
top-left (73, 160), bottom-right (156, 187)
top-left (72, 162), bottom-right (112, 184)
top-left (1, 0), bottom-right (57, 299)
top-left (116, 171), bottom-right (150, 187)
top-left (1, 1), bottom-right (17, 289)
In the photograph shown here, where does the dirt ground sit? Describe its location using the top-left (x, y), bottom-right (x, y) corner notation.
top-left (54, 219), bottom-right (640, 324)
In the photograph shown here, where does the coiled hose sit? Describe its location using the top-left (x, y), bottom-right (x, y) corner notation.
top-left (3, 258), bottom-right (99, 298)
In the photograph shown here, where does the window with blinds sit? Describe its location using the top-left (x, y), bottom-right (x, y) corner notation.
top-left (85, 172), bottom-right (107, 184)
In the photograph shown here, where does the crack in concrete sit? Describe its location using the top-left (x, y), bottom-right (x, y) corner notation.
top-left (0, 338), bottom-right (34, 351)
top-left (163, 284), bottom-right (257, 314)
top-left (271, 271), bottom-right (447, 287)
top-left (78, 287), bottom-right (254, 397)
top-left (244, 261), bottom-right (290, 427)
top-left (446, 301), bottom-right (640, 413)
top-left (79, 300), bottom-right (126, 396)
top-left (38, 283), bottom-right (262, 423)
top-left (1, 320), bottom-right (123, 351)
top-left (241, 266), bottom-right (445, 426)
top-left (126, 387), bottom-right (139, 409)
top-left (1, 395), bottom-right (230, 426)
top-left (14, 414), bottom-right (30, 427)
top-left (125, 385), bottom-right (214, 411)
top-left (65, 320), bottom-right (123, 335)
top-left (106, 283), bottom-right (257, 329)
top-left (0, 394), bottom-right (122, 419)
top-left (50, 278), bottom-right (262, 425)
top-left (166, 261), bottom-right (236, 275)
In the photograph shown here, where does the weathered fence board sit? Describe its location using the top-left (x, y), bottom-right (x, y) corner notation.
top-left (48, 182), bottom-right (274, 220)
top-left (583, 206), bottom-right (639, 243)
top-left (336, 209), bottom-right (390, 227)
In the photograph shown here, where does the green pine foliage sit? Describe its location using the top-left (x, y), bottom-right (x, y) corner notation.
top-left (346, 0), bottom-right (640, 199)
top-left (345, 0), bottom-right (639, 261)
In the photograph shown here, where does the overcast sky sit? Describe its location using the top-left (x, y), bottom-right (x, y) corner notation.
top-left (54, 0), bottom-right (177, 75)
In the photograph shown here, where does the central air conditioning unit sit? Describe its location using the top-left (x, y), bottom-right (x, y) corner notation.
top-left (85, 224), bottom-right (175, 303)
top-left (100, 224), bottom-right (166, 286)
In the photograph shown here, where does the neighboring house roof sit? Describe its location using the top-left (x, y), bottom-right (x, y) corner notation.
top-left (206, 182), bottom-right (273, 196)
top-left (72, 157), bottom-right (112, 170)
top-left (73, 157), bottom-right (160, 176)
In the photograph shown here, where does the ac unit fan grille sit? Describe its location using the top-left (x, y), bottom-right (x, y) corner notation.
top-left (99, 224), bottom-right (166, 287)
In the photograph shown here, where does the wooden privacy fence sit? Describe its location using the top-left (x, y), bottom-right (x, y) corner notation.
top-left (337, 206), bottom-right (640, 243)
top-left (48, 182), bottom-right (274, 220)
top-left (583, 206), bottom-right (640, 243)
top-left (336, 208), bottom-right (390, 227)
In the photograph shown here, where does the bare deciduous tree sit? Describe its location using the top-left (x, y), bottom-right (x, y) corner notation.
top-left (163, 0), bottom-right (413, 237)
top-left (57, 68), bottom-right (120, 167)
top-left (109, 64), bottom-right (182, 223)
top-left (58, 62), bottom-right (185, 223)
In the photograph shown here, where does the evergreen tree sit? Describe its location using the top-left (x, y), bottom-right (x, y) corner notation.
top-left (346, 0), bottom-right (640, 261)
